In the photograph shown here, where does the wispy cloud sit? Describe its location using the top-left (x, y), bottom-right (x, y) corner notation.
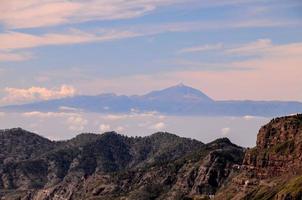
top-left (177, 38), bottom-right (302, 60)
top-left (178, 43), bottom-right (223, 54)
top-left (169, 59), bottom-right (252, 71)
top-left (2, 0), bottom-right (296, 30)
top-left (1, 18), bottom-right (296, 62)
top-left (0, 0), bottom-right (188, 29)
top-left (0, 51), bottom-right (33, 62)
top-left (0, 29), bottom-right (140, 62)
top-left (22, 111), bottom-right (88, 131)
top-left (225, 39), bottom-right (272, 56)
top-left (102, 111), bottom-right (162, 121)
top-left (0, 29), bottom-right (140, 51)
top-left (2, 18), bottom-right (293, 51)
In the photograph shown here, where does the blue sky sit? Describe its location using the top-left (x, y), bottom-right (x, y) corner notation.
top-left (0, 0), bottom-right (302, 105)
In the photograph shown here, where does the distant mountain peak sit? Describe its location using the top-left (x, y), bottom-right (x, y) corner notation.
top-left (175, 82), bottom-right (185, 87)
top-left (143, 84), bottom-right (213, 102)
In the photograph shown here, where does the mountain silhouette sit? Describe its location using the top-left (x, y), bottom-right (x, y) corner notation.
top-left (1, 84), bottom-right (302, 116)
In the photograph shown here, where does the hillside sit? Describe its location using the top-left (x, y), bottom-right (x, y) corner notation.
top-left (2, 114), bottom-right (302, 199)
top-left (0, 129), bottom-right (243, 200)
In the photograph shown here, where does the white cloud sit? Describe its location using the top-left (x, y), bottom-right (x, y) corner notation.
top-left (67, 115), bottom-right (87, 131)
top-left (150, 122), bottom-right (166, 130)
top-left (116, 126), bottom-right (125, 132)
top-left (1, 85), bottom-right (76, 105)
top-left (221, 127), bottom-right (230, 136)
top-left (130, 108), bottom-right (140, 113)
top-left (59, 106), bottom-right (81, 112)
top-left (22, 111), bottom-right (87, 132)
top-left (22, 111), bottom-right (81, 119)
top-left (22, 111), bottom-right (70, 118)
top-left (103, 111), bottom-right (159, 121)
top-left (104, 114), bottom-right (128, 121)
top-left (179, 43), bottom-right (223, 54)
top-left (243, 115), bottom-right (255, 120)
top-left (103, 106), bottom-right (110, 110)
top-left (99, 124), bottom-right (111, 132)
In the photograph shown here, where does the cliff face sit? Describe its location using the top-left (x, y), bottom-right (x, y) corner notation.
top-left (216, 114), bottom-right (302, 200)
top-left (244, 114), bottom-right (302, 178)
top-left (0, 129), bottom-right (244, 200)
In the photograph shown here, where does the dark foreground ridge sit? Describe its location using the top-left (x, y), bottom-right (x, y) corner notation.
top-left (0, 114), bottom-right (302, 200)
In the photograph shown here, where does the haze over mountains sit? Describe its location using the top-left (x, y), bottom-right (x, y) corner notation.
top-left (2, 84), bottom-right (302, 117)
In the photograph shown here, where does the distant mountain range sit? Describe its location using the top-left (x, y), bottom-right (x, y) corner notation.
top-left (1, 84), bottom-right (302, 116)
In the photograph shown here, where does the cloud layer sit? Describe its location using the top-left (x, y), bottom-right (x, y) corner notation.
top-left (1, 85), bottom-right (76, 105)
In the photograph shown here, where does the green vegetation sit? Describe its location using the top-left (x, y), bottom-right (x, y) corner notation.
top-left (272, 140), bottom-right (295, 154)
top-left (277, 176), bottom-right (302, 199)
top-left (247, 185), bottom-right (280, 200)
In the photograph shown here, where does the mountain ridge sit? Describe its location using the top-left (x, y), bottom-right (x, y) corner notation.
top-left (0, 127), bottom-right (243, 200)
top-left (1, 84), bottom-right (302, 117)
top-left (1, 114), bottom-right (302, 199)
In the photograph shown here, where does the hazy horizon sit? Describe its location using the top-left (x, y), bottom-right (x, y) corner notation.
top-left (0, 111), bottom-right (269, 147)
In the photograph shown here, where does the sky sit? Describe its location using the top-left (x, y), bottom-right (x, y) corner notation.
top-left (0, 0), bottom-right (301, 105)
top-left (0, 0), bottom-right (301, 146)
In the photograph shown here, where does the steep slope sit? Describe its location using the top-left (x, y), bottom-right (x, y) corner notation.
top-left (0, 128), bottom-right (56, 165)
top-left (0, 129), bottom-right (244, 200)
top-left (215, 114), bottom-right (302, 200)
top-left (244, 114), bottom-right (302, 178)
top-left (68, 137), bottom-right (243, 200)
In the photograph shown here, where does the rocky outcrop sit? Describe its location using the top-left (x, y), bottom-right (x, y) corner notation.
top-left (243, 114), bottom-right (302, 178)
top-left (215, 114), bottom-right (302, 200)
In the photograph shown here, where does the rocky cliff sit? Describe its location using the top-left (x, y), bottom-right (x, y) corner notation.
top-left (244, 114), bottom-right (302, 178)
top-left (215, 114), bottom-right (302, 200)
